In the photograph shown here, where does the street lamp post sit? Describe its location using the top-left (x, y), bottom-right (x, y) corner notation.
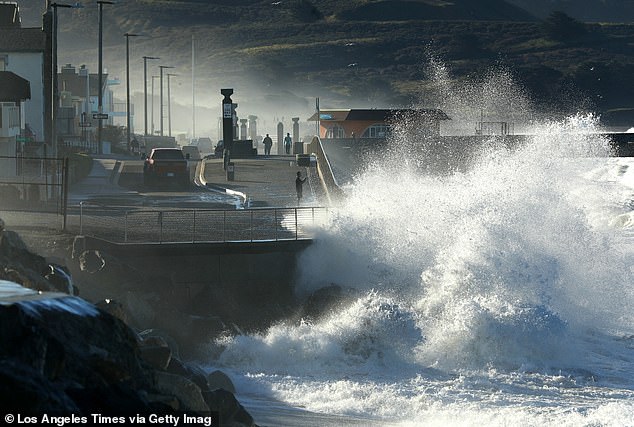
top-left (97, 0), bottom-right (114, 155)
top-left (151, 75), bottom-right (159, 135)
top-left (142, 56), bottom-right (159, 136)
top-left (124, 32), bottom-right (140, 150)
top-left (166, 73), bottom-right (177, 137)
top-left (158, 65), bottom-right (174, 137)
top-left (49, 2), bottom-right (76, 158)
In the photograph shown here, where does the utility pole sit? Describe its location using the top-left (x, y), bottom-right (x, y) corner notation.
top-left (143, 56), bottom-right (159, 136)
top-left (97, 1), bottom-right (114, 155)
top-left (124, 32), bottom-right (140, 150)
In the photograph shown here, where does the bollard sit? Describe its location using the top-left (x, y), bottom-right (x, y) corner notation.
top-left (226, 162), bottom-right (235, 181)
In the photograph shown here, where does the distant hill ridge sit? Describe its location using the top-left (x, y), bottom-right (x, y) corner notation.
top-left (16, 0), bottom-right (634, 30)
top-left (12, 0), bottom-right (634, 130)
top-left (507, 0), bottom-right (634, 22)
top-left (19, 0), bottom-right (537, 28)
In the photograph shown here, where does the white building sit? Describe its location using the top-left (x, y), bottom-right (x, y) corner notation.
top-left (0, 3), bottom-right (46, 148)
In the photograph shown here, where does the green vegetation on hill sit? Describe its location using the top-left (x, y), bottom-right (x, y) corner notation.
top-left (16, 0), bottom-right (634, 126)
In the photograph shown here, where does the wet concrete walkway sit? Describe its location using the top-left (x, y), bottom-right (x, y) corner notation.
top-left (199, 156), bottom-right (322, 208)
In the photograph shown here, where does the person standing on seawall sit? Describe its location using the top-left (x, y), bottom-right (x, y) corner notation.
top-left (284, 132), bottom-right (292, 155)
top-left (295, 171), bottom-right (306, 204)
top-left (263, 133), bottom-right (273, 155)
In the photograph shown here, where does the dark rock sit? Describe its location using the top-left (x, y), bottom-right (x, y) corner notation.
top-left (0, 359), bottom-right (79, 414)
top-left (1, 266), bottom-right (55, 292)
top-left (0, 222), bottom-right (259, 421)
top-left (300, 284), bottom-right (359, 321)
top-left (44, 264), bottom-right (75, 294)
top-left (138, 329), bottom-right (181, 360)
top-left (65, 382), bottom-right (156, 416)
top-left (166, 357), bottom-right (209, 391)
top-left (0, 286), bottom-right (152, 412)
top-left (95, 299), bottom-right (128, 323)
top-left (139, 335), bottom-right (172, 371)
top-left (154, 371), bottom-right (209, 413)
top-left (140, 345), bottom-right (172, 371)
top-left (0, 229), bottom-right (57, 292)
top-left (203, 388), bottom-right (255, 427)
top-left (0, 230), bottom-right (48, 272)
top-left (207, 370), bottom-right (236, 393)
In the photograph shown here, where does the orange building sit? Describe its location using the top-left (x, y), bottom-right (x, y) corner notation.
top-left (307, 108), bottom-right (450, 139)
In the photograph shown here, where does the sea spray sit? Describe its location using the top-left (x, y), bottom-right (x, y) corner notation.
top-left (217, 292), bottom-right (422, 376)
top-left (210, 64), bottom-right (634, 425)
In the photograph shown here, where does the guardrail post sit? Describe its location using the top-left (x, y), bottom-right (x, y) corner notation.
top-left (159, 211), bottom-right (163, 243)
top-left (223, 210), bottom-right (226, 242)
top-left (79, 201), bottom-right (83, 234)
top-left (62, 157), bottom-right (69, 231)
top-left (192, 210), bottom-right (196, 243)
top-left (274, 208), bottom-right (278, 241)
top-left (295, 208), bottom-right (298, 240)
top-left (250, 210), bottom-right (254, 242)
top-left (124, 210), bottom-right (128, 243)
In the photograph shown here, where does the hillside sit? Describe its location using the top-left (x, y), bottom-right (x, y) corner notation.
top-left (508, 0), bottom-right (634, 22)
top-left (14, 0), bottom-right (634, 135)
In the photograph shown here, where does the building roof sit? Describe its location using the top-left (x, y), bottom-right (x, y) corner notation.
top-left (307, 108), bottom-right (450, 122)
top-left (0, 27), bottom-right (46, 51)
top-left (0, 70), bottom-right (30, 101)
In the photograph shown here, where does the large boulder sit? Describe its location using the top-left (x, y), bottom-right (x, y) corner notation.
top-left (154, 371), bottom-right (209, 413)
top-left (203, 388), bottom-right (255, 427)
top-left (0, 281), bottom-right (257, 423)
top-left (0, 280), bottom-right (155, 414)
top-left (0, 229), bottom-right (57, 292)
top-left (208, 370), bottom-right (236, 394)
top-left (299, 284), bottom-right (360, 321)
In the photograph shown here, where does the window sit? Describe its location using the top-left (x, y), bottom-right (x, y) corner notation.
top-left (362, 124), bottom-right (389, 138)
top-left (326, 124), bottom-right (345, 139)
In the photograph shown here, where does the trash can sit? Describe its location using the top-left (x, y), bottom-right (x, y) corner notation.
top-left (226, 162), bottom-right (235, 181)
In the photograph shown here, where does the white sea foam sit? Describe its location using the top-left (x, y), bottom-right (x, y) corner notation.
top-left (209, 65), bottom-right (634, 425)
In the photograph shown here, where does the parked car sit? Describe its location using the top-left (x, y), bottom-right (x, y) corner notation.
top-left (191, 137), bottom-right (213, 154)
top-left (143, 148), bottom-right (189, 189)
top-left (181, 145), bottom-right (201, 160)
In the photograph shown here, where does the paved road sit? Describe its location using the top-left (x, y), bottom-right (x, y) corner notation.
top-left (0, 153), bottom-right (325, 237)
top-left (200, 156), bottom-right (321, 208)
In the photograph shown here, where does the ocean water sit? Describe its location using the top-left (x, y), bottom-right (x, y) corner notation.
top-left (205, 68), bottom-right (634, 426)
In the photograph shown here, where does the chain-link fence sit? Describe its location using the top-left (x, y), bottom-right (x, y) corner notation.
top-left (73, 205), bottom-right (329, 243)
top-left (0, 155), bottom-right (68, 215)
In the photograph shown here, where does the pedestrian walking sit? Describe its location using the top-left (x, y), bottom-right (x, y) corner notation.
top-left (295, 171), bottom-right (306, 203)
top-left (263, 133), bottom-right (273, 155)
top-left (284, 133), bottom-right (292, 155)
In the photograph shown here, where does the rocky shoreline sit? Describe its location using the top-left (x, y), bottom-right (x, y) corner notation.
top-left (0, 218), bottom-right (256, 425)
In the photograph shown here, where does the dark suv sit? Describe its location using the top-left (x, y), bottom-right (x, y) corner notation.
top-left (143, 148), bottom-right (189, 189)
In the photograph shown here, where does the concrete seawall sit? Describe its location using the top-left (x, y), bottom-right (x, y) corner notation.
top-left (82, 237), bottom-right (312, 324)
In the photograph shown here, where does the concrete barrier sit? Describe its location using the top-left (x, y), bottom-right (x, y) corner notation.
top-left (82, 237), bottom-right (311, 309)
top-left (305, 136), bottom-right (344, 205)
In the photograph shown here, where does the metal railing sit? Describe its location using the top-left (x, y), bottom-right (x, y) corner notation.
top-left (75, 204), bottom-right (329, 244)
